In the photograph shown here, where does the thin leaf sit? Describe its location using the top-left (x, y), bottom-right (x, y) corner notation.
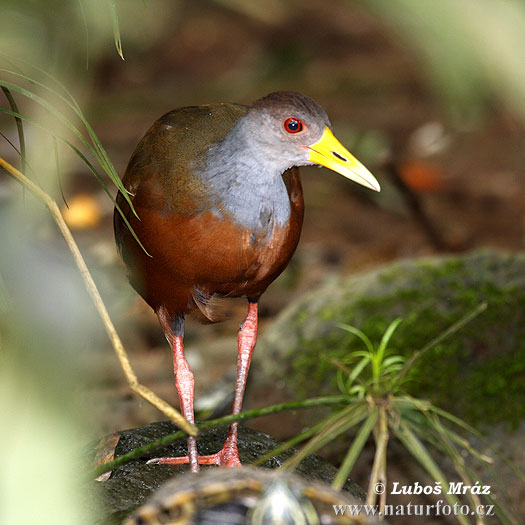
top-left (91, 395), bottom-right (355, 478)
top-left (394, 420), bottom-right (471, 525)
top-left (107, 0), bottom-right (124, 60)
top-left (53, 137), bottom-right (68, 208)
top-left (336, 369), bottom-right (346, 394)
top-left (0, 130), bottom-right (21, 156)
top-left (0, 106), bottom-right (150, 256)
top-left (0, 80), bottom-right (109, 175)
top-left (0, 56), bottom-right (81, 110)
top-left (333, 408), bottom-right (378, 489)
top-left (0, 69), bottom-right (138, 217)
top-left (0, 130), bottom-right (38, 188)
top-left (283, 402), bottom-right (368, 470)
top-left (381, 356), bottom-right (405, 368)
top-left (347, 356), bottom-right (370, 389)
top-left (405, 414), bottom-right (520, 524)
top-left (430, 418), bottom-right (489, 520)
top-left (1, 87), bottom-right (26, 173)
top-left (376, 317), bottom-right (402, 361)
top-left (391, 301), bottom-right (487, 391)
top-left (337, 322), bottom-right (375, 354)
top-left (252, 421), bottom-right (327, 467)
top-left (348, 384), bottom-right (366, 397)
top-left (0, 70), bottom-right (135, 213)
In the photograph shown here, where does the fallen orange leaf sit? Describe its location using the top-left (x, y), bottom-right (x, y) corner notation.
top-left (399, 161), bottom-right (446, 193)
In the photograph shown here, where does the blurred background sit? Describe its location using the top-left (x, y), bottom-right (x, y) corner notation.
top-left (1, 0), bottom-right (524, 523)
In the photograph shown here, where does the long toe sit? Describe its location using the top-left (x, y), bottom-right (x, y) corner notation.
top-left (146, 456), bottom-right (192, 465)
top-left (146, 448), bottom-right (241, 468)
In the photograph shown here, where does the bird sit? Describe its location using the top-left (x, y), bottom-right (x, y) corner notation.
top-left (114, 91), bottom-right (380, 473)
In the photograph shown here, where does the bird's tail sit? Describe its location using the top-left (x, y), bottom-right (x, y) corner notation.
top-left (191, 287), bottom-right (228, 324)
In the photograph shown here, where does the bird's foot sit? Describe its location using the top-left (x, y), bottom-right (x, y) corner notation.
top-left (147, 442), bottom-right (241, 468)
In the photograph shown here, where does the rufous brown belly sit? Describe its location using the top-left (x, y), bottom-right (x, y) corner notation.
top-left (115, 168), bottom-right (304, 321)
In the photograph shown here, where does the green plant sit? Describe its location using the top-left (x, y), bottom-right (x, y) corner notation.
top-left (334, 318), bottom-right (405, 399)
top-left (261, 303), bottom-right (521, 524)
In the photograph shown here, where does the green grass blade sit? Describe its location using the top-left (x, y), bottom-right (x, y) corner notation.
top-left (0, 130), bottom-right (21, 156)
top-left (251, 421), bottom-right (327, 467)
top-left (0, 130), bottom-right (37, 187)
top-left (0, 105), bottom-right (105, 191)
top-left (394, 420), bottom-right (470, 525)
top-left (0, 80), bottom-right (108, 171)
top-left (333, 355), bottom-right (370, 393)
top-left (425, 404), bottom-right (524, 482)
top-left (481, 494), bottom-right (520, 525)
top-left (391, 301), bottom-right (487, 391)
top-left (336, 368), bottom-right (346, 394)
top-left (347, 356), bottom-right (370, 386)
top-left (1, 87), bottom-right (27, 173)
top-left (419, 412), bottom-right (521, 523)
top-left (337, 323), bottom-right (375, 354)
top-left (418, 414), bottom-right (486, 517)
top-left (282, 411), bottom-right (349, 470)
top-left (333, 408), bottom-right (378, 489)
top-left (381, 356), bottom-right (405, 368)
top-left (0, 106), bottom-right (150, 256)
top-left (283, 402), bottom-right (368, 470)
top-left (107, 0), bottom-right (124, 59)
top-left (376, 317), bottom-right (402, 361)
top-left (0, 268), bottom-right (11, 313)
top-left (0, 70), bottom-right (135, 214)
top-left (0, 56), bottom-right (81, 110)
top-left (0, 72), bottom-right (112, 176)
top-left (52, 137), bottom-right (68, 208)
top-left (0, 70), bottom-right (140, 218)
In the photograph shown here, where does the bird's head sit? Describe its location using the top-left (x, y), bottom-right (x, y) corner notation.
top-left (240, 91), bottom-right (380, 192)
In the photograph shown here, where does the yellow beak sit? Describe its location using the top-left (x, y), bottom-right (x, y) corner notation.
top-left (306, 126), bottom-right (380, 192)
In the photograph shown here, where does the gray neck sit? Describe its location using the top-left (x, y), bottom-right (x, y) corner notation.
top-left (199, 120), bottom-right (292, 231)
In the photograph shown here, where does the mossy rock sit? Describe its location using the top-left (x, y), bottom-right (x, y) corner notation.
top-left (257, 250), bottom-right (525, 428)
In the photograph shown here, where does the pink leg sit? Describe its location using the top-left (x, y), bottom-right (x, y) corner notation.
top-left (148, 307), bottom-right (199, 472)
top-left (202, 300), bottom-right (258, 466)
top-left (149, 301), bottom-right (258, 469)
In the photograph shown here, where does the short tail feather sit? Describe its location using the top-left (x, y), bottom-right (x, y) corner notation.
top-left (191, 287), bottom-right (228, 323)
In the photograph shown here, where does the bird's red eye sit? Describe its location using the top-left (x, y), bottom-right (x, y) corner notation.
top-left (283, 117), bottom-right (304, 134)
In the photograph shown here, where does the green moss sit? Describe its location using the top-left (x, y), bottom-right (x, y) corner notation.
top-left (284, 252), bottom-right (525, 429)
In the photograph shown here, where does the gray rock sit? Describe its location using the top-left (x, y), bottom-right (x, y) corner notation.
top-left (90, 422), bottom-right (365, 524)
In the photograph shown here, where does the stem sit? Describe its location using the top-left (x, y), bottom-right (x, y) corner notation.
top-left (251, 421), bottom-right (326, 468)
top-left (0, 156), bottom-right (196, 437)
top-left (90, 395), bottom-right (352, 479)
top-left (282, 402), bottom-right (368, 471)
top-left (332, 407), bottom-right (378, 490)
top-left (367, 403), bottom-right (389, 513)
top-left (391, 301), bottom-right (487, 391)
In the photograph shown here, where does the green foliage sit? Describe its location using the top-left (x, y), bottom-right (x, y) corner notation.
top-left (0, 69), bottom-right (149, 254)
top-left (334, 318), bottom-right (405, 397)
top-left (277, 312), bottom-right (522, 523)
top-left (289, 254), bottom-right (525, 428)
